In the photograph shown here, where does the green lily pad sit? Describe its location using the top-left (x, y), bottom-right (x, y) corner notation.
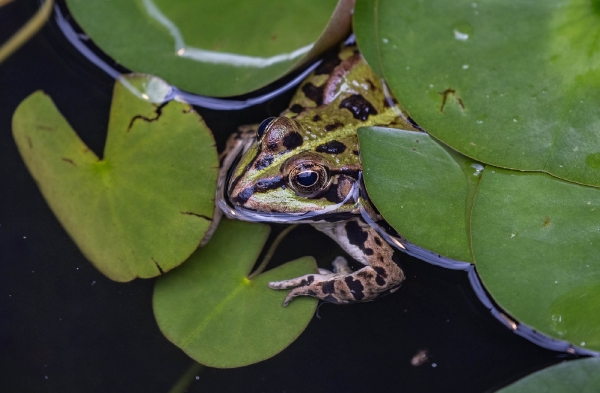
top-left (12, 75), bottom-right (218, 281)
top-left (354, 0), bottom-right (600, 187)
top-left (66, 0), bottom-right (353, 97)
top-left (472, 168), bottom-right (600, 351)
top-left (498, 358), bottom-right (600, 393)
top-left (359, 127), bottom-right (481, 262)
top-left (153, 219), bottom-right (318, 368)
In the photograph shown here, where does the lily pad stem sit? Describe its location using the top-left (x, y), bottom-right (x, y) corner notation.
top-left (167, 362), bottom-right (203, 393)
top-left (0, 0), bottom-right (54, 63)
top-left (249, 224), bottom-right (298, 279)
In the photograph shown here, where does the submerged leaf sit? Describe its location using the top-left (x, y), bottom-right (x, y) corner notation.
top-left (66, 0), bottom-right (353, 97)
top-left (12, 75), bottom-right (218, 281)
top-left (153, 219), bottom-right (318, 368)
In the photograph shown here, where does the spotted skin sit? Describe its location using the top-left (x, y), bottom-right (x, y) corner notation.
top-left (269, 217), bottom-right (404, 305)
top-left (223, 44), bottom-right (420, 306)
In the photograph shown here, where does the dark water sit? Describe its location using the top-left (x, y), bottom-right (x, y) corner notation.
top-left (0, 1), bottom-right (580, 392)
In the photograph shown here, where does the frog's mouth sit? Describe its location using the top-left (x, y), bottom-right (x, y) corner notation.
top-left (215, 146), bottom-right (360, 224)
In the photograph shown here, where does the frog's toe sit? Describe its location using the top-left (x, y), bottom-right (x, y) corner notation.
top-left (332, 256), bottom-right (352, 274)
top-left (268, 273), bottom-right (330, 290)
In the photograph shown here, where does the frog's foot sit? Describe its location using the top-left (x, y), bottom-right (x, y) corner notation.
top-left (269, 261), bottom-right (403, 306)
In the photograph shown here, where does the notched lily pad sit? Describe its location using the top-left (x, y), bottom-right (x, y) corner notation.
top-left (472, 168), bottom-right (600, 351)
top-left (354, 0), bottom-right (600, 187)
top-left (66, 0), bottom-right (353, 97)
top-left (12, 74), bottom-right (218, 281)
top-left (359, 127), bottom-right (480, 262)
top-left (498, 358), bottom-right (600, 393)
top-left (153, 220), bottom-right (318, 368)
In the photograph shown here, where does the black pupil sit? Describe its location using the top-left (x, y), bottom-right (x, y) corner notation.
top-left (257, 117), bottom-right (275, 139)
top-left (296, 171), bottom-right (318, 187)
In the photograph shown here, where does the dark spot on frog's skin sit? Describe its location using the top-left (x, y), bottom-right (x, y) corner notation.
top-left (232, 176), bottom-right (284, 205)
top-left (282, 131), bottom-right (303, 150)
top-left (357, 271), bottom-right (373, 280)
top-left (321, 280), bottom-right (336, 294)
top-left (339, 94), bottom-right (378, 121)
top-left (344, 276), bottom-right (365, 300)
top-left (233, 187), bottom-right (255, 205)
top-left (316, 140), bottom-right (347, 154)
top-left (322, 181), bottom-right (344, 204)
top-left (312, 114), bottom-right (322, 122)
top-left (366, 79), bottom-right (376, 90)
top-left (255, 176), bottom-right (285, 191)
top-left (376, 275), bottom-right (386, 286)
top-left (307, 289), bottom-right (317, 296)
top-left (373, 266), bottom-right (388, 278)
top-left (364, 248), bottom-right (374, 256)
top-left (345, 220), bottom-right (369, 252)
top-left (379, 255), bottom-right (385, 263)
top-left (306, 275), bottom-right (315, 285)
top-left (290, 104), bottom-right (304, 114)
top-left (374, 237), bottom-right (382, 246)
top-left (352, 150), bottom-right (359, 155)
top-left (267, 142), bottom-right (278, 151)
top-left (254, 155), bottom-right (274, 170)
top-left (324, 122), bottom-right (343, 132)
top-left (302, 83), bottom-right (324, 106)
top-left (315, 53), bottom-right (342, 75)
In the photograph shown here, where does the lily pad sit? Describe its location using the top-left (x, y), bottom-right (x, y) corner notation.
top-left (153, 219), bottom-right (318, 368)
top-left (359, 127), bottom-right (480, 262)
top-left (472, 168), bottom-right (600, 351)
top-left (12, 75), bottom-right (218, 281)
top-left (354, 0), bottom-right (600, 187)
top-left (66, 0), bottom-right (353, 97)
top-left (498, 358), bottom-right (600, 393)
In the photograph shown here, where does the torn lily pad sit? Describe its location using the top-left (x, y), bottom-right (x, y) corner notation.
top-left (12, 74), bottom-right (218, 281)
top-left (153, 219), bottom-right (318, 368)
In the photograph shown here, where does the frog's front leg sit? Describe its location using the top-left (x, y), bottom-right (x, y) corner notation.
top-left (268, 217), bottom-right (405, 306)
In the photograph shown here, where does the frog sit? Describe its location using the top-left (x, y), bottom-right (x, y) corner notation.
top-left (215, 44), bottom-right (420, 306)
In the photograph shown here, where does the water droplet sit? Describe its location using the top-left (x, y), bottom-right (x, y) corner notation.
top-left (462, 64), bottom-right (469, 69)
top-left (451, 21), bottom-right (474, 41)
top-left (470, 163), bottom-right (484, 176)
top-left (382, 38), bottom-right (389, 44)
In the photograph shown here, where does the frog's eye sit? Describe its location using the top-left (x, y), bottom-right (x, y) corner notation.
top-left (256, 117), bottom-right (275, 140)
top-left (288, 163), bottom-right (329, 197)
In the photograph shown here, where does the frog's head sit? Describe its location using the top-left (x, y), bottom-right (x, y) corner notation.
top-left (227, 116), bottom-right (360, 215)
